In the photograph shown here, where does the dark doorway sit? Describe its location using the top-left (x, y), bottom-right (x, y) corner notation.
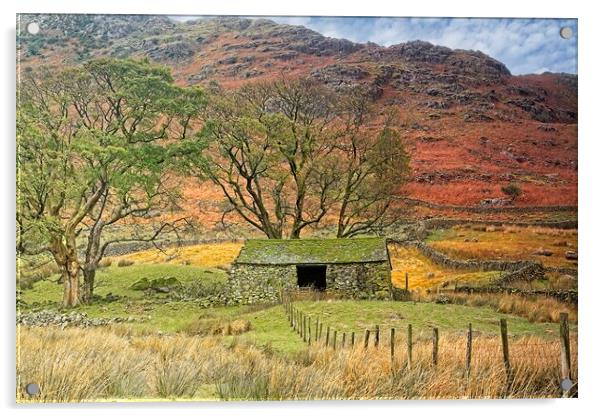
top-left (296, 265), bottom-right (327, 291)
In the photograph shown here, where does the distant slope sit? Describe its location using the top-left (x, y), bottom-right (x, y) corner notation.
top-left (18, 15), bottom-right (577, 208)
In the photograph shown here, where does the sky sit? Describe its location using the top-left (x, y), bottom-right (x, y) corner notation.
top-left (173, 16), bottom-right (578, 75)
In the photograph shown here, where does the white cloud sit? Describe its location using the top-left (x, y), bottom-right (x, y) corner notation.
top-left (173, 16), bottom-right (577, 74)
top-left (273, 17), bottom-right (577, 75)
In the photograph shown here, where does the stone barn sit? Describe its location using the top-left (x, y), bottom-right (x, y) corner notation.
top-left (227, 238), bottom-right (392, 304)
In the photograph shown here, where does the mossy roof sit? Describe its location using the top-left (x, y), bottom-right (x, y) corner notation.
top-left (234, 238), bottom-right (390, 265)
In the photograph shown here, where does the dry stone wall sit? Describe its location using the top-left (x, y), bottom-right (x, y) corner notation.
top-left (227, 262), bottom-right (392, 304)
top-left (398, 240), bottom-right (539, 272)
top-left (454, 286), bottom-right (577, 305)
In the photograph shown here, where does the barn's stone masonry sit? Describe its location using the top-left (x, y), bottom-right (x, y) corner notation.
top-left (226, 238), bottom-right (392, 304)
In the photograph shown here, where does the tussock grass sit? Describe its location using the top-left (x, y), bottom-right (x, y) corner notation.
top-left (116, 259), bottom-right (135, 267)
top-left (98, 258), bottom-right (112, 268)
top-left (184, 318), bottom-right (252, 336)
top-left (417, 292), bottom-right (577, 323)
top-left (17, 326), bottom-right (576, 402)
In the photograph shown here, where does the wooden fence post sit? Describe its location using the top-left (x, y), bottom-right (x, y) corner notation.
top-left (390, 328), bottom-right (396, 362)
top-left (364, 329), bottom-right (370, 349)
top-left (292, 308), bottom-right (296, 330)
top-left (319, 322), bottom-right (323, 341)
top-left (326, 326), bottom-right (330, 347)
top-left (559, 312), bottom-right (571, 395)
top-left (375, 325), bottom-right (380, 348)
top-left (500, 318), bottom-right (512, 388)
top-left (308, 318), bottom-right (312, 345)
top-left (303, 315), bottom-right (307, 341)
top-left (432, 327), bottom-right (439, 366)
top-left (342, 333), bottom-right (346, 348)
top-left (407, 324), bottom-right (413, 368)
top-left (466, 323), bottom-right (473, 377)
top-left (351, 332), bottom-right (355, 348)
top-left (333, 330), bottom-right (337, 350)
top-left (405, 272), bottom-right (409, 292)
top-left (315, 318), bottom-right (319, 342)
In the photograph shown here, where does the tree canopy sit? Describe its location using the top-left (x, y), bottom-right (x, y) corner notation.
top-left (187, 78), bottom-right (410, 239)
top-left (17, 58), bottom-right (205, 306)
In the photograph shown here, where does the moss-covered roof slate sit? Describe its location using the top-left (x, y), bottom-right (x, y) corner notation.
top-left (234, 238), bottom-right (389, 265)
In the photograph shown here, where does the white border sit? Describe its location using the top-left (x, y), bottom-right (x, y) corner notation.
top-left (2, 1), bottom-right (600, 416)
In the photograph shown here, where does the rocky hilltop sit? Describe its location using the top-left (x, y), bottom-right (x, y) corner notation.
top-left (18, 15), bottom-right (577, 207)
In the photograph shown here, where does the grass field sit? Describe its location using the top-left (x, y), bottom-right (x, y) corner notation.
top-left (18, 239), bottom-right (576, 345)
top-left (389, 245), bottom-right (500, 290)
top-left (110, 242), bottom-right (243, 269)
top-left (17, 318), bottom-right (577, 402)
top-left (18, 283), bottom-right (574, 356)
top-left (17, 240), bottom-right (577, 402)
top-left (426, 225), bottom-right (578, 268)
top-left (20, 263), bottom-right (228, 305)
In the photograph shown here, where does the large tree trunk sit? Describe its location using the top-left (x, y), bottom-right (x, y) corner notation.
top-left (50, 234), bottom-right (81, 308)
top-left (81, 268), bottom-right (96, 303)
top-left (62, 262), bottom-right (80, 308)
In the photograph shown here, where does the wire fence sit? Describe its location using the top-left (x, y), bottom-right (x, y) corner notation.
top-left (282, 298), bottom-right (577, 397)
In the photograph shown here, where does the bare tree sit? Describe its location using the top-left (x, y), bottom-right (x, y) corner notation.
top-left (333, 92), bottom-right (410, 237)
top-left (194, 78), bottom-right (410, 239)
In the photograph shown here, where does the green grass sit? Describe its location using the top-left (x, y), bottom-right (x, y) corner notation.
top-left (289, 300), bottom-right (574, 341)
top-left (18, 263), bottom-right (574, 357)
top-left (19, 264), bottom-right (227, 305)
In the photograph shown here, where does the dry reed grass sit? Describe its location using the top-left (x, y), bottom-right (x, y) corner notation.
top-left (17, 325), bottom-right (576, 402)
top-left (184, 318), bottom-right (252, 336)
top-left (116, 259), bottom-right (135, 267)
top-left (418, 292), bottom-right (577, 323)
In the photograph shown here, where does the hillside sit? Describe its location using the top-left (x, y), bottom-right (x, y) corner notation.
top-left (18, 14), bottom-right (578, 211)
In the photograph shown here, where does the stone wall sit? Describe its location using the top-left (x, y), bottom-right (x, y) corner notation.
top-left (420, 218), bottom-right (577, 230)
top-left (492, 263), bottom-right (546, 285)
top-left (226, 264), bottom-right (297, 305)
top-left (402, 197), bottom-right (577, 215)
top-left (227, 261), bottom-right (392, 304)
top-left (327, 262), bottom-right (392, 299)
top-left (453, 286), bottom-right (578, 305)
top-left (393, 240), bottom-right (540, 272)
top-left (103, 238), bottom-right (241, 257)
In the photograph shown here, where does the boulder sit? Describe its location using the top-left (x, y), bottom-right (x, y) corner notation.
top-left (533, 248), bottom-right (553, 257)
top-left (130, 277), bottom-right (151, 291)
